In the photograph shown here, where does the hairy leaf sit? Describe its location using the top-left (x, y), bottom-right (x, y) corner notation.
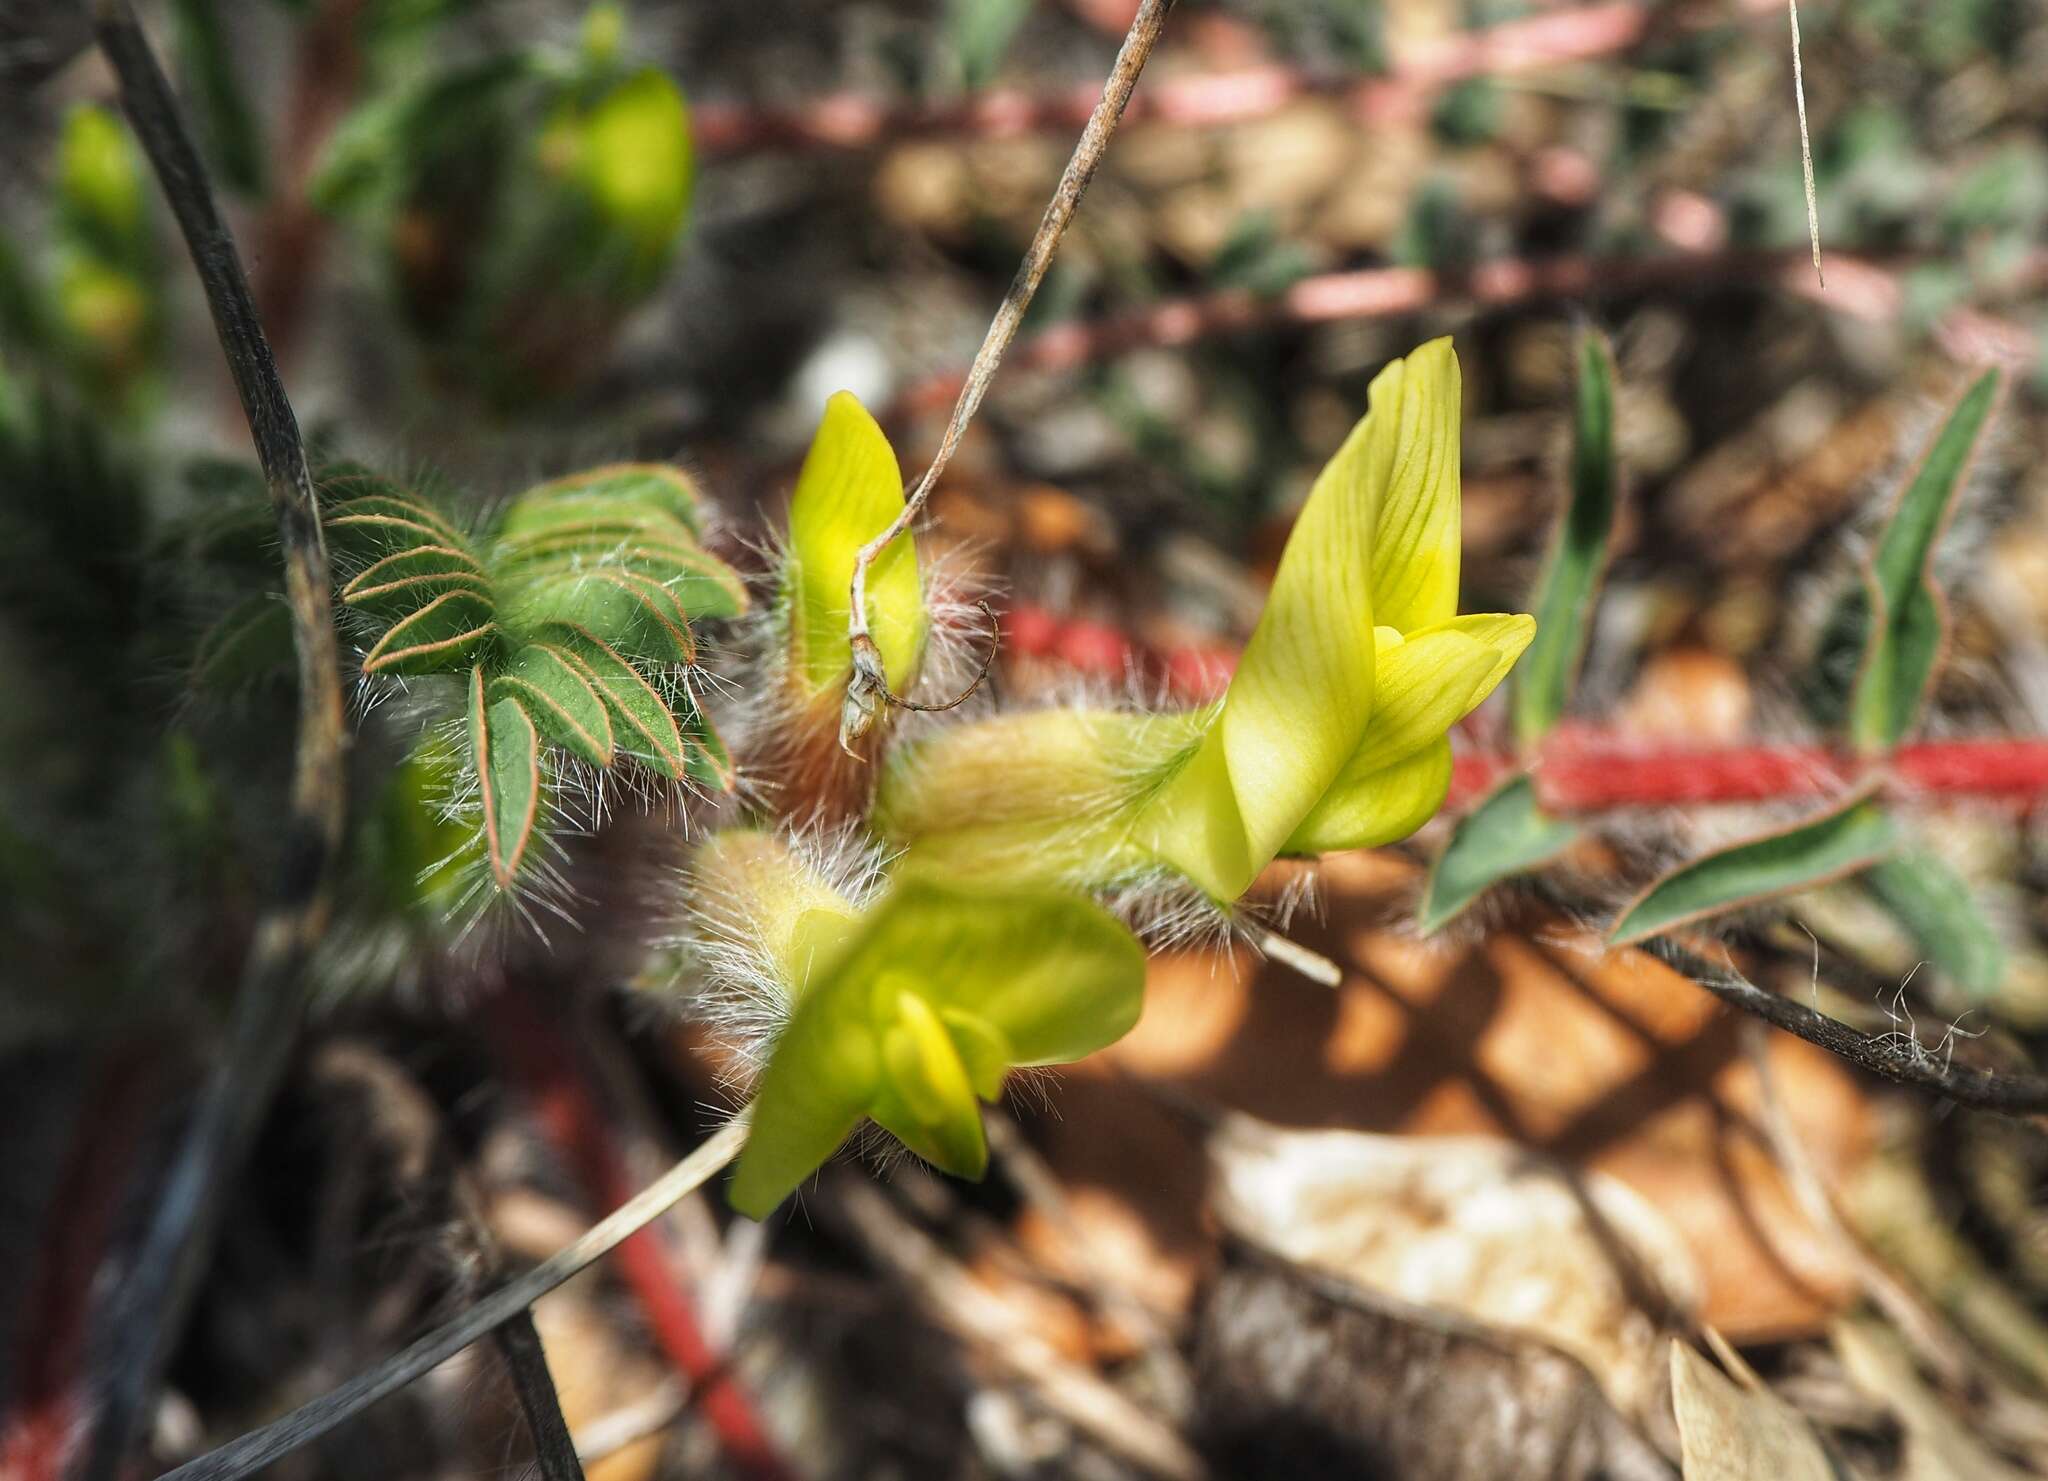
top-left (539, 623), bottom-right (689, 779)
top-left (1513, 330), bottom-right (1618, 748)
top-left (491, 643), bottom-right (614, 768)
top-left (359, 588), bottom-right (495, 674)
top-left (468, 667), bottom-right (541, 888)
top-left (1611, 792), bottom-right (1900, 946)
top-left (1419, 774), bottom-right (1580, 933)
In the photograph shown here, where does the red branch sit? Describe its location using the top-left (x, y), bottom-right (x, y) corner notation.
top-left (486, 992), bottom-right (791, 1481)
top-left (1003, 602), bottom-right (2048, 812)
top-left (694, 0), bottom-right (1778, 157)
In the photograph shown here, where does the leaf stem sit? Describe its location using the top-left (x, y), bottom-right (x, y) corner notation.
top-left (82, 6), bottom-right (346, 1478)
top-left (842, 0), bottom-right (1177, 751)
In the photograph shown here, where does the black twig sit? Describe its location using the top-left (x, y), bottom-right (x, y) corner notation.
top-left (495, 1308), bottom-right (587, 1481)
top-left (81, 6), bottom-right (347, 1479)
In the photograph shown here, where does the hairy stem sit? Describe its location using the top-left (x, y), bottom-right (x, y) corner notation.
top-left (82, 6), bottom-right (347, 1478)
top-left (841, 0), bottom-right (1177, 750)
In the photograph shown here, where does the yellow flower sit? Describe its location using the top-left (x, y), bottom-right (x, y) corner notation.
top-left (876, 338), bottom-right (1533, 902)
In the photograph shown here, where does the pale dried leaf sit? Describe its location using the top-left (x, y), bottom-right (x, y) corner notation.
top-left (1669, 1342), bottom-right (1836, 1481)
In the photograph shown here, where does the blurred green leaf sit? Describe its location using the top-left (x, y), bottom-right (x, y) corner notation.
top-left (1208, 210), bottom-right (1315, 298)
top-left (1419, 774), bottom-right (1579, 934)
top-left (946, 0), bottom-right (1031, 90)
top-left (1861, 849), bottom-right (2005, 1002)
top-left (1844, 368), bottom-right (2001, 752)
top-left (171, 0), bottom-right (266, 196)
top-left (1610, 792), bottom-right (1899, 946)
top-left (1512, 329), bottom-right (1617, 749)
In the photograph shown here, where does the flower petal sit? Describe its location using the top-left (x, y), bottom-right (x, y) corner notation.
top-left (1284, 737), bottom-right (1454, 856)
top-left (1366, 336), bottom-right (1464, 634)
top-left (785, 392), bottom-right (924, 698)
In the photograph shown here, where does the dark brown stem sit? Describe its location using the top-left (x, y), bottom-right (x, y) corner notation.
top-left (80, 6), bottom-right (346, 1479)
top-left (494, 1314), bottom-right (587, 1481)
top-left (842, 0), bottom-right (1178, 749)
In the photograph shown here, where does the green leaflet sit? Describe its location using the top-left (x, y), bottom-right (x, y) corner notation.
top-left (500, 463), bottom-right (707, 538)
top-left (359, 588), bottom-right (496, 674)
top-left (1610, 791), bottom-right (1901, 946)
top-left (1512, 330), bottom-right (1618, 749)
top-left (1861, 849), bottom-right (2006, 1001)
top-left (1810, 370), bottom-right (2002, 751)
top-left (538, 623), bottom-right (690, 780)
top-left (728, 873), bottom-right (1145, 1219)
top-left (190, 593), bottom-right (295, 692)
top-left (1418, 774), bottom-right (1581, 933)
top-left (492, 643), bottom-right (614, 767)
top-left (468, 667), bottom-right (542, 888)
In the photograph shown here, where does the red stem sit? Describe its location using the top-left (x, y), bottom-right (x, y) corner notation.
top-left (486, 991), bottom-right (791, 1481)
top-left (1003, 601), bottom-right (2048, 812)
top-left (1, 1047), bottom-right (162, 1481)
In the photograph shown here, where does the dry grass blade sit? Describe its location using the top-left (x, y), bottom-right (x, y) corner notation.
top-left (842, 0), bottom-right (1178, 749)
top-left (1789, 0), bottom-right (1824, 287)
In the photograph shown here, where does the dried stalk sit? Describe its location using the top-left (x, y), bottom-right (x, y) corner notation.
top-left (841, 0), bottom-right (1177, 751)
top-left (82, 5), bottom-right (346, 1477)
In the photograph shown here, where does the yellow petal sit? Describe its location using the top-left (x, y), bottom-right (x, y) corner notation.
top-left (872, 988), bottom-right (988, 1178)
top-left (785, 392), bottom-right (924, 698)
top-left (1286, 614), bottom-right (1531, 855)
top-left (1365, 337), bottom-right (1464, 634)
top-left (1284, 737), bottom-right (1454, 855)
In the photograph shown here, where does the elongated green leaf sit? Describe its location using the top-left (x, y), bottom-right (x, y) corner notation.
top-left (359, 588), bottom-right (496, 674)
top-left (1419, 774), bottom-right (1580, 933)
top-left (681, 707), bottom-right (734, 790)
top-left (1513, 331), bottom-right (1618, 748)
top-left (492, 643), bottom-right (614, 767)
top-left (539, 623), bottom-right (688, 778)
top-left (468, 667), bottom-right (541, 888)
top-left (191, 593), bottom-right (294, 691)
top-left (1819, 370), bottom-right (2002, 752)
top-left (1861, 849), bottom-right (2005, 1001)
top-left (1610, 792), bottom-right (1900, 946)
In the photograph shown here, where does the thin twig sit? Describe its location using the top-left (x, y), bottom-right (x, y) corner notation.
top-left (83, 6), bottom-right (347, 1479)
top-left (1615, 911), bottom-right (2048, 1116)
top-left (1788, 0), bottom-right (1824, 287)
top-left (152, 1115), bottom-right (751, 1481)
top-left (841, 0), bottom-right (1177, 752)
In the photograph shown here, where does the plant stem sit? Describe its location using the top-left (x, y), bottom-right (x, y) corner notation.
top-left (494, 1313), bottom-right (587, 1481)
top-left (82, 6), bottom-right (346, 1478)
top-left (153, 1115), bottom-right (751, 1481)
top-left (842, 0), bottom-right (1177, 750)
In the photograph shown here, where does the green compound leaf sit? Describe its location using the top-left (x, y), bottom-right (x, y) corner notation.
top-left (500, 561), bottom-right (698, 664)
top-left (539, 622), bottom-right (690, 780)
top-left (1811, 370), bottom-right (2003, 752)
top-left (1610, 791), bottom-right (1900, 947)
top-left (1861, 849), bottom-right (2006, 1002)
top-left (729, 876), bottom-right (1145, 1219)
top-left (468, 667), bottom-right (542, 889)
top-left (191, 593), bottom-right (295, 692)
top-left (359, 587), bottom-right (496, 675)
top-left (680, 706), bottom-right (734, 790)
top-left (1512, 330), bottom-right (1619, 749)
top-left (339, 543), bottom-right (489, 622)
top-left (1419, 774), bottom-right (1581, 934)
top-left (499, 463), bottom-right (706, 536)
top-left (491, 642), bottom-right (615, 767)
top-left (785, 392), bottom-right (924, 699)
